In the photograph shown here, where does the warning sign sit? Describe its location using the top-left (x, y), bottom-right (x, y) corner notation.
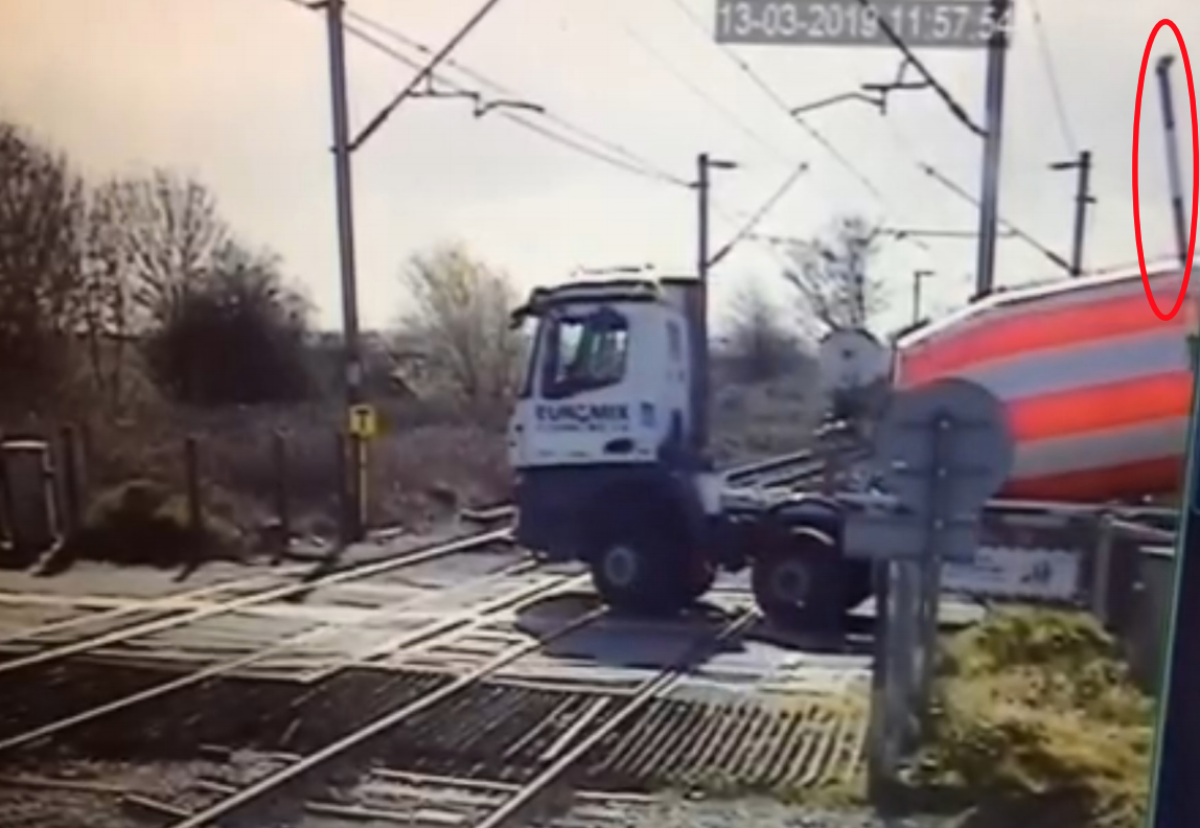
top-left (348, 404), bottom-right (378, 439)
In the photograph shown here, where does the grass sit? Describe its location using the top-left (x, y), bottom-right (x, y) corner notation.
top-left (905, 608), bottom-right (1155, 828)
top-left (657, 609), bottom-right (1155, 828)
top-left (2, 347), bottom-right (819, 570)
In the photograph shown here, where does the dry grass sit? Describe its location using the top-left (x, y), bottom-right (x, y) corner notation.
top-left (78, 400), bottom-right (512, 538)
top-left (3, 347), bottom-right (816, 566)
top-left (710, 364), bottom-right (822, 466)
top-left (2, 367), bottom-right (512, 563)
top-left (909, 608), bottom-right (1155, 828)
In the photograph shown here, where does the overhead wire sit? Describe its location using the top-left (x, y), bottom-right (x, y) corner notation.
top-left (344, 9), bottom-right (688, 185)
top-left (614, 22), bottom-right (799, 166)
top-left (1026, 0), bottom-right (1078, 155)
top-left (854, 0), bottom-right (985, 136)
top-left (349, 5), bottom-right (807, 266)
top-left (279, 0), bottom-right (691, 187)
top-left (801, 5), bottom-right (1075, 273)
top-left (349, 0), bottom-right (508, 150)
top-left (709, 162), bottom-right (810, 267)
top-left (917, 163), bottom-right (1072, 272)
top-left (664, 0), bottom-right (891, 205)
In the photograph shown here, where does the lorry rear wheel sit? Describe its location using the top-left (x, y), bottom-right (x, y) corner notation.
top-left (752, 530), bottom-right (846, 633)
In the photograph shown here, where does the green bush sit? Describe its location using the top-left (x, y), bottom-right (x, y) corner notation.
top-left (918, 609), bottom-right (1154, 828)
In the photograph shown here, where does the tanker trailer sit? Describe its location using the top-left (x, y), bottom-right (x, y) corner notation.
top-left (892, 263), bottom-right (1197, 503)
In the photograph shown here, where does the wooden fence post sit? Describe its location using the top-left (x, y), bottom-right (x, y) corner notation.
top-left (271, 431), bottom-right (290, 565)
top-left (58, 425), bottom-right (82, 536)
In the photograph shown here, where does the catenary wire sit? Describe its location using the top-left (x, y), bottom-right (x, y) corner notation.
top-left (278, 0), bottom-right (690, 187)
top-left (344, 9), bottom-right (688, 184)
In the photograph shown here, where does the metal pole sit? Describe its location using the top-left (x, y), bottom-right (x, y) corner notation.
top-left (912, 270), bottom-right (933, 324)
top-left (695, 153), bottom-right (712, 456)
top-left (914, 415), bottom-right (951, 740)
top-left (325, 0), bottom-right (364, 542)
top-left (972, 0), bottom-right (1011, 299)
top-left (1070, 150), bottom-right (1092, 277)
top-left (1050, 150), bottom-right (1094, 277)
top-left (1157, 56), bottom-right (1190, 270)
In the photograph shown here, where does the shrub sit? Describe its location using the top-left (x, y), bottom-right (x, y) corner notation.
top-left (916, 609), bottom-right (1154, 828)
top-left (63, 479), bottom-right (241, 567)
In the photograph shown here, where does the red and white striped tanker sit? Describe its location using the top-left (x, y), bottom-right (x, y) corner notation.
top-left (892, 263), bottom-right (1198, 503)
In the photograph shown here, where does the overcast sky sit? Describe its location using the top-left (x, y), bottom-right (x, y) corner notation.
top-left (0, 0), bottom-right (1196, 335)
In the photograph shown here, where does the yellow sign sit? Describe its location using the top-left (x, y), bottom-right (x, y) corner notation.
top-left (348, 404), bottom-right (378, 439)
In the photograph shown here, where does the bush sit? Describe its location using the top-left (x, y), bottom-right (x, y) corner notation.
top-left (916, 609), bottom-right (1154, 828)
top-left (143, 242), bottom-right (314, 406)
top-left (62, 479), bottom-right (241, 568)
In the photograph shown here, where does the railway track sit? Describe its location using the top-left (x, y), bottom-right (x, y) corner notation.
top-left (0, 568), bottom-right (312, 649)
top-left (149, 603), bottom-right (760, 828)
top-left (0, 446), bottom-right (877, 826)
top-left (0, 527), bottom-right (515, 674)
top-left (0, 561), bottom-right (577, 754)
top-left (0, 767), bottom-right (655, 827)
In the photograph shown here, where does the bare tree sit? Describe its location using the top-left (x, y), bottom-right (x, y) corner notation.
top-left (396, 242), bottom-right (524, 423)
top-left (91, 169), bottom-right (230, 329)
top-left (0, 120), bottom-right (86, 399)
top-left (76, 170), bottom-right (234, 407)
top-left (782, 214), bottom-right (886, 333)
top-left (723, 281), bottom-right (802, 383)
top-left (79, 180), bottom-right (135, 406)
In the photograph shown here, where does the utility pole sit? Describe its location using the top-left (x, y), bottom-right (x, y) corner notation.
top-left (695, 152), bottom-right (736, 455)
top-left (1050, 150), bottom-right (1094, 277)
top-left (1156, 56), bottom-right (1191, 270)
top-left (973, 0), bottom-right (1011, 299)
top-left (323, 0), bottom-right (365, 542)
top-left (912, 270), bottom-right (934, 324)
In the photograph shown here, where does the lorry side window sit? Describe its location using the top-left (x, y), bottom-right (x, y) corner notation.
top-left (542, 307), bottom-right (630, 400)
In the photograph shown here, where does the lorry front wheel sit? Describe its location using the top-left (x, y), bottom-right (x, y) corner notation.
top-left (586, 506), bottom-right (688, 617)
top-left (751, 529), bottom-right (846, 633)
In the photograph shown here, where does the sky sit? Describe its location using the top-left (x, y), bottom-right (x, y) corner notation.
top-left (0, 0), bottom-right (1196, 337)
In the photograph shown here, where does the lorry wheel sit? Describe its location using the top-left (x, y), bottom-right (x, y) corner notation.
top-left (586, 506), bottom-right (688, 617)
top-left (751, 529), bottom-right (846, 633)
top-left (678, 561), bottom-right (716, 605)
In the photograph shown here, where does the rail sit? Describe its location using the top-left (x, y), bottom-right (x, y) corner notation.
top-left (0, 556), bottom-right (574, 754)
top-left (165, 583), bottom-right (609, 827)
top-left (471, 608), bottom-right (759, 828)
top-left (0, 526), bottom-right (514, 677)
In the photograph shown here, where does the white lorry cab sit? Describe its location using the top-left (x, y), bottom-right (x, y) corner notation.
top-left (506, 276), bottom-right (875, 630)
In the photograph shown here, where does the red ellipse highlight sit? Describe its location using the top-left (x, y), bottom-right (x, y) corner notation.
top-left (1132, 18), bottom-right (1198, 321)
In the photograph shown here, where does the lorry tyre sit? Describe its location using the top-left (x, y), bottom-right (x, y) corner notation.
top-left (751, 527), bottom-right (846, 633)
top-left (583, 495), bottom-right (689, 616)
top-left (678, 561), bottom-right (717, 605)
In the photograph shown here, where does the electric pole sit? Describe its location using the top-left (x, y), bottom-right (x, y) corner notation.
top-left (695, 152), bottom-right (736, 455)
top-left (912, 270), bottom-right (934, 324)
top-left (324, 0), bottom-right (365, 543)
top-left (1050, 150), bottom-right (1094, 277)
top-left (1156, 56), bottom-right (1192, 271)
top-left (973, 0), bottom-right (1011, 299)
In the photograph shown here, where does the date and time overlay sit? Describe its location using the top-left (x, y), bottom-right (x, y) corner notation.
top-left (714, 0), bottom-right (1015, 48)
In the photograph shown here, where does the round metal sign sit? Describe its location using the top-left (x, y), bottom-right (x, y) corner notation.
top-left (872, 378), bottom-right (1014, 514)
